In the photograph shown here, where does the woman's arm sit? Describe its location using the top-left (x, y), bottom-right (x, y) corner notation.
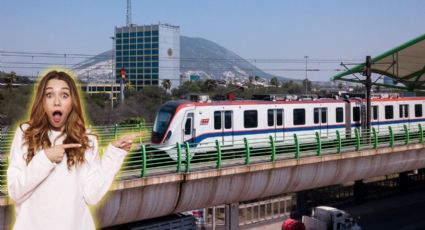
top-left (7, 127), bottom-right (56, 204)
top-left (82, 136), bottom-right (128, 205)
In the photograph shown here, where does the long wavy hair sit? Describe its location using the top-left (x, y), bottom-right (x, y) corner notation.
top-left (21, 70), bottom-right (90, 169)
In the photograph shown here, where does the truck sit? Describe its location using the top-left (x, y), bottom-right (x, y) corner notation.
top-left (302, 206), bottom-right (361, 230)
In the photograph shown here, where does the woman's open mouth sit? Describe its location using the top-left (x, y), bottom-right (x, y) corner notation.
top-left (52, 110), bottom-right (63, 124)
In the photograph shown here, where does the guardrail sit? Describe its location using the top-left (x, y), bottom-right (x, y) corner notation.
top-left (1, 123), bottom-right (425, 196)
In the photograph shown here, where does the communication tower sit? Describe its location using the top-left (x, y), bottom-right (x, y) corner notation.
top-left (126, 0), bottom-right (132, 26)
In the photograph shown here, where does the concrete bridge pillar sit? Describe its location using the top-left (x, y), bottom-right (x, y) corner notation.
top-left (399, 172), bottom-right (409, 194)
top-left (354, 180), bottom-right (364, 204)
top-left (225, 203), bottom-right (239, 230)
top-left (296, 191), bottom-right (308, 216)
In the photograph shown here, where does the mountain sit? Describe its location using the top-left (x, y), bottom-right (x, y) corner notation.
top-left (73, 51), bottom-right (114, 83)
top-left (72, 36), bottom-right (289, 84)
top-left (180, 36), bottom-right (287, 82)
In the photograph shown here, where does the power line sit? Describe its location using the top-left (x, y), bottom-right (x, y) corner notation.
top-left (0, 65), bottom-right (342, 72)
top-left (0, 50), bottom-right (363, 64)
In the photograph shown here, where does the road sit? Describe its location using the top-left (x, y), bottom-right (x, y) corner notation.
top-left (244, 188), bottom-right (425, 230)
top-left (344, 189), bottom-right (425, 230)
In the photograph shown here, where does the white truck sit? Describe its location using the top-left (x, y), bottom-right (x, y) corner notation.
top-left (302, 206), bottom-right (361, 230)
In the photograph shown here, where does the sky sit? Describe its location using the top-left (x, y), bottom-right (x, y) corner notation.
top-left (1, 0), bottom-right (424, 81)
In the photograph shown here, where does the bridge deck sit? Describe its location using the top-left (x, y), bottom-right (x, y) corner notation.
top-left (1, 124), bottom-right (425, 229)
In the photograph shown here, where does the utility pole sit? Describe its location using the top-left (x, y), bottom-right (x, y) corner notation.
top-left (31, 56), bottom-right (34, 79)
top-left (364, 56), bottom-right (372, 133)
top-left (304, 56), bottom-right (309, 94)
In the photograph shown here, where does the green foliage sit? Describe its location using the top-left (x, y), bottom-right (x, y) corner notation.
top-left (0, 86), bottom-right (33, 126)
top-left (118, 117), bottom-right (145, 125)
top-left (0, 78), bottom-right (307, 126)
top-left (203, 79), bottom-right (218, 92)
top-left (282, 80), bottom-right (304, 94)
top-left (171, 80), bottom-right (202, 97)
top-left (84, 93), bottom-right (110, 109)
top-left (270, 77), bottom-right (280, 87)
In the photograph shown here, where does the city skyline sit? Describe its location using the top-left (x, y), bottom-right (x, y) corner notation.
top-left (1, 0), bottom-right (424, 81)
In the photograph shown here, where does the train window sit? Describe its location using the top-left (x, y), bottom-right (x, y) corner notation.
top-left (405, 105), bottom-right (409, 117)
top-left (314, 108), bottom-right (319, 124)
top-left (244, 110), bottom-right (258, 128)
top-left (321, 108), bottom-right (327, 123)
top-left (399, 104), bottom-right (408, 118)
top-left (225, 111), bottom-right (232, 129)
top-left (385, 105), bottom-right (394, 119)
top-left (415, 104), bottom-right (423, 117)
top-left (314, 108), bottom-right (327, 124)
top-left (214, 111), bottom-right (221, 130)
top-left (268, 109), bottom-right (274, 126)
top-left (336, 107), bottom-right (344, 123)
top-left (277, 109), bottom-right (283, 126)
top-left (372, 106), bottom-right (378, 120)
top-left (293, 109), bottom-right (305, 125)
top-left (184, 118), bottom-right (192, 135)
top-left (353, 107), bottom-right (360, 122)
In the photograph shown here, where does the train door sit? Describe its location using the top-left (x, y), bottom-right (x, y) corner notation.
top-left (399, 104), bottom-right (410, 128)
top-left (277, 109), bottom-right (284, 141)
top-left (352, 105), bottom-right (361, 131)
top-left (182, 111), bottom-right (195, 145)
top-left (268, 109), bottom-right (284, 141)
top-left (314, 107), bottom-right (328, 137)
top-left (214, 110), bottom-right (234, 146)
top-left (372, 105), bottom-right (379, 131)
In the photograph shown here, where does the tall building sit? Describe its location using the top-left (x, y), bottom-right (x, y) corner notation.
top-left (114, 23), bottom-right (180, 90)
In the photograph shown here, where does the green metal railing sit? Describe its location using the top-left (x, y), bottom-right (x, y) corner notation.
top-left (2, 123), bottom-right (425, 196)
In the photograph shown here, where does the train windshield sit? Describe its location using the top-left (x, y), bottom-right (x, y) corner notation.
top-left (153, 104), bottom-right (177, 135)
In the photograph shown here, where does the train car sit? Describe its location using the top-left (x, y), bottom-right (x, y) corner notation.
top-left (151, 94), bottom-right (425, 160)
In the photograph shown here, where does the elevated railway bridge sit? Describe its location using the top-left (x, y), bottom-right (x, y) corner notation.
top-left (1, 123), bottom-right (425, 229)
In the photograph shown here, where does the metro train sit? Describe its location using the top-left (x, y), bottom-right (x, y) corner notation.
top-left (150, 94), bottom-right (425, 160)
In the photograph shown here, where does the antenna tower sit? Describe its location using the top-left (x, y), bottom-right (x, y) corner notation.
top-left (126, 0), bottom-right (132, 26)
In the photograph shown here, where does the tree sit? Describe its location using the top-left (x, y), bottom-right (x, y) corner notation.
top-left (302, 78), bottom-right (312, 93)
top-left (270, 77), bottom-right (280, 87)
top-left (338, 82), bottom-right (344, 91)
top-left (125, 81), bottom-right (135, 92)
top-left (204, 79), bottom-right (217, 92)
top-left (161, 79), bottom-right (172, 101)
top-left (161, 79), bottom-right (172, 91)
top-left (171, 81), bottom-right (202, 98)
top-left (7, 71), bottom-right (16, 91)
top-left (282, 80), bottom-right (303, 94)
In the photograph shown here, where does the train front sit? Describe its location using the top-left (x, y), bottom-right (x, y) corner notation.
top-left (151, 100), bottom-right (189, 155)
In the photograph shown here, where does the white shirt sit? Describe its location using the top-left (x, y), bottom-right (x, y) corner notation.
top-left (7, 124), bottom-right (127, 230)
